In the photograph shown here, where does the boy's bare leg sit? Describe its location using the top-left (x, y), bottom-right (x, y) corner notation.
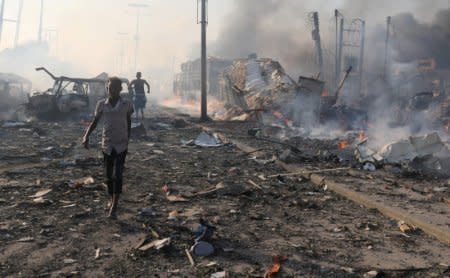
top-left (108, 194), bottom-right (120, 219)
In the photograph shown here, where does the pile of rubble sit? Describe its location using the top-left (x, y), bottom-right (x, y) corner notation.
top-left (216, 57), bottom-right (299, 121)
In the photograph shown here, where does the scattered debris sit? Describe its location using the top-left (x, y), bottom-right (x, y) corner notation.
top-left (138, 238), bottom-right (171, 251)
top-left (131, 122), bottom-right (147, 137)
top-left (194, 131), bottom-right (223, 147)
top-left (185, 249), bottom-right (195, 266)
top-left (137, 207), bottom-right (157, 218)
top-left (398, 221), bottom-right (416, 234)
top-left (69, 176), bottom-right (95, 189)
top-left (363, 270), bottom-right (379, 278)
top-left (172, 118), bottom-right (188, 128)
top-left (166, 195), bottom-right (188, 202)
top-left (264, 255), bottom-right (287, 278)
top-left (2, 121), bottom-right (28, 128)
top-left (29, 188), bottom-right (52, 198)
top-left (95, 248), bottom-right (101, 259)
top-left (17, 237), bottom-right (34, 242)
top-left (210, 271), bottom-right (227, 278)
top-left (191, 241), bottom-right (215, 257)
top-left (63, 259), bottom-right (77, 265)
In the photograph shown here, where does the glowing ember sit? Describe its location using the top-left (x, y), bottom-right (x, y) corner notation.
top-left (272, 111), bottom-right (293, 127)
top-left (338, 140), bottom-right (349, 149)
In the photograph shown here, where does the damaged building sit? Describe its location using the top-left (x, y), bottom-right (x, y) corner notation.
top-left (173, 57), bottom-right (233, 100)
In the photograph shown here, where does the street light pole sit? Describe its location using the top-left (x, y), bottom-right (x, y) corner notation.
top-left (14, 0), bottom-right (23, 47)
top-left (0, 0), bottom-right (5, 47)
top-left (200, 0), bottom-right (208, 121)
top-left (129, 3), bottom-right (148, 74)
top-left (38, 0), bottom-right (44, 42)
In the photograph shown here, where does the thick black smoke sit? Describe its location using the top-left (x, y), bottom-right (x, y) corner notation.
top-left (213, 0), bottom-right (316, 77)
top-left (390, 9), bottom-right (450, 68)
top-left (213, 0), bottom-right (450, 77)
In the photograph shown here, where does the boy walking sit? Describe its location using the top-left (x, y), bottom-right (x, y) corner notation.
top-left (82, 77), bottom-right (134, 219)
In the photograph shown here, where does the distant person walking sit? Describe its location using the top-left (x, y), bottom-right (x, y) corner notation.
top-left (82, 77), bottom-right (134, 219)
top-left (129, 72), bottom-right (150, 121)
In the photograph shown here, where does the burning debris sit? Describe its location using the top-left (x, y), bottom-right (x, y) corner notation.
top-left (356, 132), bottom-right (450, 177)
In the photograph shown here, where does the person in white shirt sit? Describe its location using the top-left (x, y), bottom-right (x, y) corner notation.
top-left (82, 77), bottom-right (134, 219)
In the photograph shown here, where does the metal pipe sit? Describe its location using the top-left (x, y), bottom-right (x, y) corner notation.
top-left (200, 0), bottom-right (208, 121)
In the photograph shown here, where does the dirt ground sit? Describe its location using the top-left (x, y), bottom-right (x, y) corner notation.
top-left (0, 105), bottom-right (449, 278)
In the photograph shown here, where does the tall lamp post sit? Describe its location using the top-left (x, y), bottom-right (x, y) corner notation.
top-left (129, 3), bottom-right (148, 74)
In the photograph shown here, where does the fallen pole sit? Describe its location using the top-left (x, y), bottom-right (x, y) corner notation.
top-left (268, 167), bottom-right (351, 178)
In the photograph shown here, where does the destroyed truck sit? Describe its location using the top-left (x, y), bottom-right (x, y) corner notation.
top-left (0, 73), bottom-right (32, 112)
top-left (23, 68), bottom-right (128, 120)
top-left (24, 67), bottom-right (106, 119)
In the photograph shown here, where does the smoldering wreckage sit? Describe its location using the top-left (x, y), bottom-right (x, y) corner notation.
top-left (1, 17), bottom-right (450, 278)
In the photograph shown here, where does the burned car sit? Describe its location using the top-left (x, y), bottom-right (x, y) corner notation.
top-left (25, 67), bottom-right (106, 119)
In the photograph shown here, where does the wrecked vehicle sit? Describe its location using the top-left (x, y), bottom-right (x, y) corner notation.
top-left (25, 67), bottom-right (105, 119)
top-left (0, 73), bottom-right (32, 113)
top-left (23, 68), bottom-right (130, 120)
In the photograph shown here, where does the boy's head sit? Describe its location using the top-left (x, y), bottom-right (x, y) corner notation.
top-left (108, 77), bottom-right (122, 99)
top-left (136, 72), bottom-right (142, 79)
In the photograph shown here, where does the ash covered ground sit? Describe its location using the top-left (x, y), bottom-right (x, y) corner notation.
top-left (0, 106), bottom-right (449, 278)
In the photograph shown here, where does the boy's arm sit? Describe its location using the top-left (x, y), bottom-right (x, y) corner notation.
top-left (82, 115), bottom-right (101, 149)
top-left (127, 102), bottom-right (134, 139)
top-left (82, 101), bottom-right (103, 149)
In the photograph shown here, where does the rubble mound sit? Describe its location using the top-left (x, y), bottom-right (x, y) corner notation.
top-left (218, 58), bottom-right (298, 113)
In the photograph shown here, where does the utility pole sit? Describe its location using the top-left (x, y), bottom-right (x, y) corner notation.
top-left (383, 16), bottom-right (391, 79)
top-left (128, 3), bottom-right (148, 74)
top-left (337, 17), bottom-right (344, 88)
top-left (335, 10), bottom-right (345, 91)
top-left (311, 12), bottom-right (323, 77)
top-left (14, 0), bottom-right (23, 47)
top-left (199, 0), bottom-right (208, 121)
top-left (38, 0), bottom-right (44, 42)
top-left (358, 20), bottom-right (365, 96)
top-left (0, 0), bottom-right (5, 46)
top-left (116, 32), bottom-right (128, 75)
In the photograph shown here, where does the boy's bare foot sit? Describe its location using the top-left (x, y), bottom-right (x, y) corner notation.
top-left (108, 208), bottom-right (117, 220)
top-left (104, 201), bottom-right (112, 211)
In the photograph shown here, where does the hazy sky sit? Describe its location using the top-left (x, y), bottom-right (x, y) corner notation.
top-left (0, 0), bottom-right (448, 91)
top-left (0, 0), bottom-right (232, 76)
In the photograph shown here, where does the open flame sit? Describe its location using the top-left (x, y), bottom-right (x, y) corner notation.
top-left (338, 140), bottom-right (349, 149)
